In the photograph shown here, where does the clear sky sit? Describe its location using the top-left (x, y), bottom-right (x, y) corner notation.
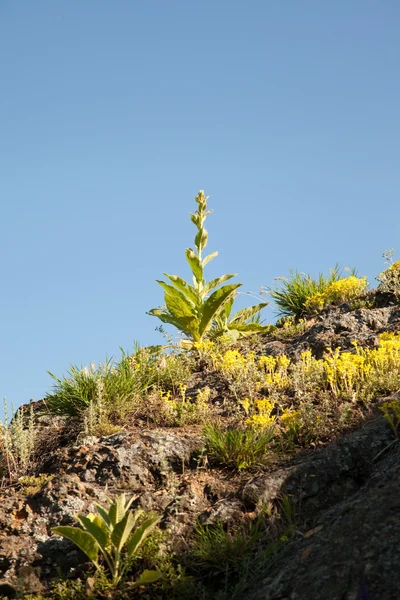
top-left (1, 1), bottom-right (399, 416)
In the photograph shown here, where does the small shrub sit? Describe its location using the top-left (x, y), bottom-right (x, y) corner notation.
top-left (272, 316), bottom-right (311, 340)
top-left (159, 384), bottom-right (210, 426)
top-left (203, 424), bottom-right (275, 470)
top-left (322, 334), bottom-right (400, 402)
top-left (153, 349), bottom-right (195, 394)
top-left (268, 266), bottom-right (341, 318)
top-left (217, 349), bottom-right (260, 401)
top-left (289, 350), bottom-right (325, 396)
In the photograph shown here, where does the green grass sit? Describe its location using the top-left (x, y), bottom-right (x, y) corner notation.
top-left (269, 265), bottom-right (341, 318)
top-left (203, 424), bottom-right (274, 470)
top-left (45, 346), bottom-right (160, 419)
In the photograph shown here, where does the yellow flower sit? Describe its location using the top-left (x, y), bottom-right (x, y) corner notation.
top-left (240, 397), bottom-right (251, 414)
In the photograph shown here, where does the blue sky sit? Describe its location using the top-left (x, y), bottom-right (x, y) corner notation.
top-left (1, 1), bottom-right (399, 415)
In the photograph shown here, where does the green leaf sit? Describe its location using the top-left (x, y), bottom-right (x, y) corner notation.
top-left (111, 511), bottom-right (137, 552)
top-left (190, 213), bottom-right (200, 228)
top-left (52, 526), bottom-right (99, 565)
top-left (229, 302), bottom-right (269, 324)
top-left (94, 505), bottom-right (111, 527)
top-left (126, 515), bottom-right (161, 557)
top-left (230, 323), bottom-right (270, 334)
top-left (163, 274), bottom-right (198, 305)
top-left (203, 274), bottom-right (237, 296)
top-left (163, 295), bottom-right (199, 339)
top-left (130, 570), bottom-right (162, 589)
top-left (156, 280), bottom-right (196, 310)
top-left (109, 494), bottom-right (127, 527)
top-left (185, 248), bottom-right (203, 282)
top-left (199, 283), bottom-right (242, 338)
top-left (76, 516), bottom-right (111, 554)
top-left (223, 297), bottom-right (235, 319)
top-left (202, 251), bottom-right (218, 267)
top-left (147, 308), bottom-right (197, 338)
top-left (195, 227), bottom-right (208, 252)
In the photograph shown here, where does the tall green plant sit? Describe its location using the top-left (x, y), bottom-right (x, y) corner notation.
top-left (148, 191), bottom-right (268, 345)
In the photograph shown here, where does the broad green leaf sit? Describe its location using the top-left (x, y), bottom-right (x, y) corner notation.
top-left (203, 274), bottom-right (237, 296)
top-left (163, 295), bottom-right (199, 338)
top-left (95, 505), bottom-right (111, 527)
top-left (109, 494), bottom-right (127, 527)
top-left (52, 526), bottom-right (99, 565)
top-left (126, 515), bottom-right (161, 557)
top-left (199, 283), bottom-right (242, 338)
top-left (163, 274), bottom-right (197, 305)
top-left (185, 248), bottom-right (203, 282)
top-left (147, 309), bottom-right (197, 338)
top-left (223, 297), bottom-right (235, 319)
top-left (165, 293), bottom-right (195, 321)
top-left (111, 511), bottom-right (137, 552)
top-left (130, 570), bottom-right (162, 589)
top-left (229, 302), bottom-right (269, 324)
top-left (163, 298), bottom-right (199, 339)
top-left (202, 251), bottom-right (218, 267)
top-left (156, 280), bottom-right (196, 310)
top-left (77, 516), bottom-right (111, 555)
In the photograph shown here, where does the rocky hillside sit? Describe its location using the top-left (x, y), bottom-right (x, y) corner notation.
top-left (1, 291), bottom-right (400, 599)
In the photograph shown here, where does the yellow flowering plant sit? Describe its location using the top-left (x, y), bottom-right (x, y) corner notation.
top-left (304, 276), bottom-right (368, 314)
top-left (280, 408), bottom-right (302, 449)
top-left (379, 399), bottom-right (400, 437)
top-left (160, 383), bottom-right (210, 426)
top-left (240, 397), bottom-right (276, 431)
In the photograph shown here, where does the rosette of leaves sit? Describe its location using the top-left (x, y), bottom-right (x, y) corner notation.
top-left (52, 493), bottom-right (161, 588)
top-left (148, 190), bottom-right (268, 346)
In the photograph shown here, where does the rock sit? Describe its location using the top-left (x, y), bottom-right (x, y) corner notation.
top-left (246, 444), bottom-right (400, 600)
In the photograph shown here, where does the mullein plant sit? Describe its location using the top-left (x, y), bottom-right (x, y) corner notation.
top-left (148, 190), bottom-right (269, 346)
top-left (52, 493), bottom-right (161, 588)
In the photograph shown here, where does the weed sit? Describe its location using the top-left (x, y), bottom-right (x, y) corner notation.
top-left (148, 190), bottom-right (269, 346)
top-left (272, 316), bottom-right (312, 339)
top-left (52, 493), bottom-right (161, 587)
top-left (159, 384), bottom-right (210, 426)
top-left (0, 400), bottom-right (36, 481)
